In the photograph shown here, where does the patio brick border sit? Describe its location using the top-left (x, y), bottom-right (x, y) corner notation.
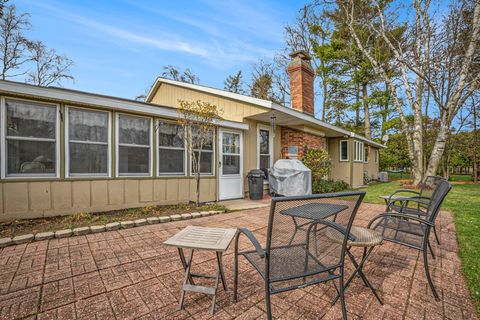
top-left (0, 210), bottom-right (225, 248)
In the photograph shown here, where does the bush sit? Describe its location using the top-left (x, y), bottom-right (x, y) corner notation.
top-left (301, 147), bottom-right (331, 181)
top-left (313, 179), bottom-right (349, 194)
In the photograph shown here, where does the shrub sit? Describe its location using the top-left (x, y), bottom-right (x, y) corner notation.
top-left (313, 179), bottom-right (349, 194)
top-left (301, 147), bottom-right (331, 181)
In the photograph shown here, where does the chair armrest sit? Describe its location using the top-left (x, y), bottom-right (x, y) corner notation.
top-left (307, 220), bottom-right (357, 241)
top-left (368, 212), bottom-right (434, 229)
top-left (392, 189), bottom-right (420, 195)
top-left (236, 228), bottom-right (265, 258)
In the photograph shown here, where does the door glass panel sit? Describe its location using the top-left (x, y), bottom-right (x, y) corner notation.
top-left (223, 155), bottom-right (240, 174)
top-left (222, 133), bottom-right (240, 154)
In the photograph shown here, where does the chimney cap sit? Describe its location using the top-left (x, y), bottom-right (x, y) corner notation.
top-left (289, 50), bottom-right (311, 61)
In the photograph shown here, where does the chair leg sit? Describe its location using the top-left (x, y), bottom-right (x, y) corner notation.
top-left (433, 226), bottom-right (441, 245)
top-left (265, 281), bottom-right (272, 320)
top-left (427, 239), bottom-right (436, 259)
top-left (423, 241), bottom-right (440, 301)
top-left (339, 272), bottom-right (348, 320)
top-left (233, 235), bottom-right (240, 302)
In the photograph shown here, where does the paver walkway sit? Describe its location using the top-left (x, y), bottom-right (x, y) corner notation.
top-left (0, 203), bottom-right (477, 320)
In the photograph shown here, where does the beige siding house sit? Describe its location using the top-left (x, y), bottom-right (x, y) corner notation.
top-left (0, 51), bottom-right (384, 221)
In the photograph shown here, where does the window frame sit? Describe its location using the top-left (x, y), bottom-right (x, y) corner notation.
top-left (339, 139), bottom-right (349, 162)
top-left (189, 126), bottom-right (215, 177)
top-left (354, 140), bottom-right (365, 162)
top-left (257, 124), bottom-right (274, 170)
top-left (116, 113), bottom-right (153, 177)
top-left (1, 96), bottom-right (61, 179)
top-left (375, 149), bottom-right (379, 164)
top-left (364, 145), bottom-right (369, 163)
top-left (65, 105), bottom-right (112, 178)
top-left (156, 119), bottom-right (187, 177)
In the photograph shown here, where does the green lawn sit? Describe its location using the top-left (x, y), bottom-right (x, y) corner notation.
top-left (361, 180), bottom-right (480, 313)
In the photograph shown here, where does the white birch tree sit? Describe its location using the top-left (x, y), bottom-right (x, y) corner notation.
top-left (341, 0), bottom-right (480, 184)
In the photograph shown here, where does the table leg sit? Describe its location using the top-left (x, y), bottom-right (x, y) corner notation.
top-left (179, 249), bottom-right (194, 310)
top-left (332, 246), bottom-right (383, 305)
top-left (211, 256), bottom-right (221, 315)
top-left (216, 252), bottom-right (227, 291)
top-left (178, 248), bottom-right (195, 285)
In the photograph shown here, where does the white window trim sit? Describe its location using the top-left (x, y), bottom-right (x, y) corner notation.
top-left (157, 120), bottom-right (187, 177)
top-left (116, 113), bottom-right (153, 177)
top-left (1, 96), bottom-right (60, 179)
top-left (375, 149), bottom-right (379, 164)
top-left (354, 141), bottom-right (365, 162)
top-left (339, 139), bottom-right (349, 162)
top-left (189, 127), bottom-right (215, 176)
top-left (65, 105), bottom-right (112, 178)
top-left (364, 145), bottom-right (369, 163)
top-left (257, 124), bottom-right (274, 169)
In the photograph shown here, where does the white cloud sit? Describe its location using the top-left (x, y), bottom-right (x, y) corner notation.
top-left (25, 0), bottom-right (280, 69)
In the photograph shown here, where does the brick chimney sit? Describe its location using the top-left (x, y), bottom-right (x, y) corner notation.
top-left (288, 50), bottom-right (314, 116)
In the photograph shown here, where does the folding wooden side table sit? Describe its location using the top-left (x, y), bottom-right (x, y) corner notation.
top-left (164, 226), bottom-right (237, 315)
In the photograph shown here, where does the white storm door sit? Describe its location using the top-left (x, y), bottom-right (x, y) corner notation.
top-left (219, 130), bottom-right (243, 200)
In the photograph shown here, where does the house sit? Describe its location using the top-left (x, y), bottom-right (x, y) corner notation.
top-left (0, 51), bottom-right (384, 221)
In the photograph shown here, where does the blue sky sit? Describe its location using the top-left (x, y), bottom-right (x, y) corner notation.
top-left (16, 0), bottom-right (299, 100)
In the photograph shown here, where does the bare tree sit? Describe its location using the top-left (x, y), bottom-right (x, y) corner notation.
top-left (342, 0), bottom-right (480, 184)
top-left (161, 65), bottom-right (199, 84)
top-left (176, 100), bottom-right (222, 206)
top-left (26, 41), bottom-right (74, 86)
top-left (0, 4), bottom-right (30, 80)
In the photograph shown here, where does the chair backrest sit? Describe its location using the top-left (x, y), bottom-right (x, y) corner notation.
top-left (420, 176), bottom-right (444, 199)
top-left (426, 179), bottom-right (452, 222)
top-left (265, 191), bottom-right (365, 284)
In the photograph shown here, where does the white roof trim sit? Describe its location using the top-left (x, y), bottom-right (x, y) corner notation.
top-left (148, 77), bottom-right (385, 149)
top-left (0, 80), bottom-right (249, 131)
top-left (146, 77), bottom-right (274, 109)
top-left (270, 103), bottom-right (386, 148)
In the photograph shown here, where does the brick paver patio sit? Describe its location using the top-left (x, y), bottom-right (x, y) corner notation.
top-left (0, 203), bottom-right (477, 320)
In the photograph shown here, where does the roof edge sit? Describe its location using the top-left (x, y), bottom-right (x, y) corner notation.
top-left (146, 77), bottom-right (274, 109)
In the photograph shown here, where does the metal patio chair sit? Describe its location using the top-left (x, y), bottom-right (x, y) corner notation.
top-left (233, 191), bottom-right (365, 320)
top-left (383, 175), bottom-right (445, 244)
top-left (368, 179), bottom-right (452, 300)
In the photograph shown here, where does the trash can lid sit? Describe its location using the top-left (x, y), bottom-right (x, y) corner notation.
top-left (248, 169), bottom-right (266, 178)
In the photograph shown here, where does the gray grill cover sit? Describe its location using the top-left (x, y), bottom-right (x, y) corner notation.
top-left (268, 159), bottom-right (312, 196)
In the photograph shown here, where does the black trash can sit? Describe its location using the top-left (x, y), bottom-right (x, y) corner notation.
top-left (247, 169), bottom-right (266, 200)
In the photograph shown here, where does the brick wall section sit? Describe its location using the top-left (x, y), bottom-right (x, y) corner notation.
top-left (281, 127), bottom-right (327, 159)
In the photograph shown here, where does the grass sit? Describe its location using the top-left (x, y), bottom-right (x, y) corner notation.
top-left (361, 180), bottom-right (480, 313)
top-left (0, 202), bottom-right (226, 238)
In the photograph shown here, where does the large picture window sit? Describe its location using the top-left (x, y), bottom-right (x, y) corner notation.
top-left (4, 99), bottom-right (58, 177)
top-left (191, 126), bottom-right (214, 175)
top-left (258, 127), bottom-right (272, 176)
top-left (67, 107), bottom-right (110, 176)
top-left (157, 121), bottom-right (185, 175)
top-left (339, 140), bottom-right (349, 161)
top-left (117, 114), bottom-right (151, 176)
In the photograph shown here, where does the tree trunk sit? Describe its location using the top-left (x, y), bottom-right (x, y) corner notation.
top-left (195, 151), bottom-right (202, 206)
top-left (381, 81), bottom-right (389, 138)
top-left (473, 104), bottom-right (478, 183)
top-left (355, 82), bottom-right (360, 127)
top-left (362, 81), bottom-right (371, 139)
top-left (425, 117), bottom-right (449, 178)
top-left (322, 73), bottom-right (327, 121)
